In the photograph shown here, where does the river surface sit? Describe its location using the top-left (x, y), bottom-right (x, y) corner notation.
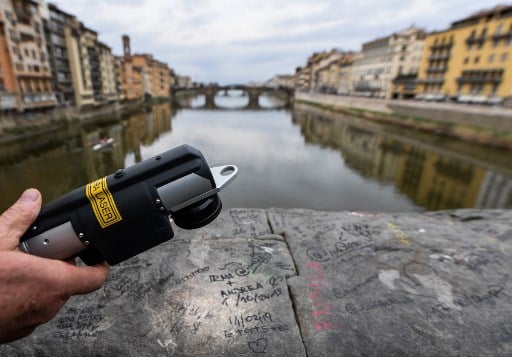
top-left (0, 94), bottom-right (511, 213)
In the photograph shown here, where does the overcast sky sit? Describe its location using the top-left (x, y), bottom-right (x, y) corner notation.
top-left (50, 0), bottom-right (500, 84)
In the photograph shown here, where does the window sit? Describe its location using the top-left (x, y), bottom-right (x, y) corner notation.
top-left (496, 24), bottom-right (504, 35)
top-left (474, 56), bottom-right (480, 64)
top-left (489, 54), bottom-right (495, 63)
top-left (464, 57), bottom-right (469, 64)
top-left (502, 53), bottom-right (508, 62)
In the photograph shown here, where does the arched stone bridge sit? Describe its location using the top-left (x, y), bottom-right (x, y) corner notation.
top-left (171, 84), bottom-right (294, 109)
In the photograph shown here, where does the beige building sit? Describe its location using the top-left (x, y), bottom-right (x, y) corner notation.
top-left (99, 42), bottom-right (117, 102)
top-left (66, 21), bottom-right (118, 108)
top-left (294, 49), bottom-right (353, 93)
top-left (0, 0), bottom-right (57, 111)
top-left (351, 27), bottom-right (426, 98)
top-left (316, 52), bottom-right (355, 94)
top-left (308, 49), bottom-right (345, 92)
top-left (65, 23), bottom-right (94, 108)
top-left (114, 56), bottom-right (126, 101)
top-left (265, 74), bottom-right (295, 88)
top-left (294, 66), bottom-right (310, 91)
top-left (337, 54), bottom-right (355, 95)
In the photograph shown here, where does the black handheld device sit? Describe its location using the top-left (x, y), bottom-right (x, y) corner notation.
top-left (19, 145), bottom-right (238, 266)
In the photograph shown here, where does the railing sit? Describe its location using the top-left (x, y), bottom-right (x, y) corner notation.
top-left (22, 92), bottom-right (57, 106)
top-left (426, 67), bottom-right (447, 73)
top-left (417, 78), bottom-right (444, 85)
top-left (492, 31), bottom-right (512, 41)
top-left (466, 36), bottom-right (486, 45)
top-left (430, 42), bottom-right (454, 51)
top-left (428, 54), bottom-right (450, 61)
top-left (456, 77), bottom-right (502, 84)
top-left (0, 93), bottom-right (17, 110)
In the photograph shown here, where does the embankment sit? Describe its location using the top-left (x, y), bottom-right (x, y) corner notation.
top-left (296, 92), bottom-right (512, 150)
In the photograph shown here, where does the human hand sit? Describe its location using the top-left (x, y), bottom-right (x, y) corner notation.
top-left (0, 189), bottom-right (109, 344)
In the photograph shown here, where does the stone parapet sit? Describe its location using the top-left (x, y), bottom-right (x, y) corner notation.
top-left (2, 208), bottom-right (512, 356)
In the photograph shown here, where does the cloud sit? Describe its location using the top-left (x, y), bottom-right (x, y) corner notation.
top-left (50, 0), bottom-right (502, 84)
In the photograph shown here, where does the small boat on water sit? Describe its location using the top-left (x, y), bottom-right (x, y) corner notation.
top-left (92, 137), bottom-right (115, 151)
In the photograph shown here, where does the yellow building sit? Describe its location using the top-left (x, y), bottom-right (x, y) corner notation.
top-left (394, 145), bottom-right (486, 210)
top-left (417, 5), bottom-right (512, 104)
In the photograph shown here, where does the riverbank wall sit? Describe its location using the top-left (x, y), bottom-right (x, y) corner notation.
top-left (296, 92), bottom-right (512, 149)
top-left (2, 208), bottom-right (511, 356)
top-left (0, 98), bottom-right (168, 140)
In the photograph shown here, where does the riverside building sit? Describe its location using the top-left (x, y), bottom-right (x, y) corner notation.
top-left (0, 0), bottom-right (56, 111)
top-left (416, 5), bottom-right (512, 105)
top-left (351, 27), bottom-right (426, 99)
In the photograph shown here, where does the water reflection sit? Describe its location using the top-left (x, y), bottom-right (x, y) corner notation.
top-left (0, 99), bottom-right (511, 213)
top-left (292, 104), bottom-right (512, 210)
top-left (0, 103), bottom-right (172, 210)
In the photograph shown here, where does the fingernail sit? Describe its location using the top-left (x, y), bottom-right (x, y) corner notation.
top-left (20, 188), bottom-right (40, 202)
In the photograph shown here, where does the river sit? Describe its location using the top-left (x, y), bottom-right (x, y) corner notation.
top-left (0, 93), bottom-right (511, 213)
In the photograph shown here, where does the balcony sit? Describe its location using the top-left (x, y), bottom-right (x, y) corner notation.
top-left (22, 92), bottom-right (57, 107)
top-left (430, 42), bottom-right (454, 51)
top-left (417, 78), bottom-right (445, 85)
top-left (0, 93), bottom-right (18, 110)
top-left (428, 54), bottom-right (450, 61)
top-left (466, 36), bottom-right (486, 45)
top-left (426, 67), bottom-right (447, 74)
top-left (456, 77), bottom-right (502, 84)
top-left (456, 70), bottom-right (503, 85)
top-left (492, 31), bottom-right (512, 41)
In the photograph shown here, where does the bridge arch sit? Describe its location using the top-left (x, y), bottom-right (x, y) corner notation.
top-left (171, 85), bottom-right (294, 110)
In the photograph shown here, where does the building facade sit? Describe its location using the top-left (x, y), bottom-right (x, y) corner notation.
top-left (116, 35), bottom-right (172, 101)
top-left (351, 27), bottom-right (426, 99)
top-left (265, 74), bottom-right (295, 88)
top-left (41, 3), bottom-right (75, 106)
top-left (65, 22), bottom-right (95, 108)
top-left (417, 5), bottom-right (512, 104)
top-left (0, 0), bottom-right (57, 111)
top-left (0, 8), bottom-right (17, 110)
top-left (98, 42), bottom-right (117, 102)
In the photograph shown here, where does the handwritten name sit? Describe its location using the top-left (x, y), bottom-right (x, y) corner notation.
top-left (224, 324), bottom-right (289, 338)
top-left (175, 266), bottom-right (210, 285)
top-left (345, 296), bottom-right (413, 314)
top-left (333, 273), bottom-right (379, 299)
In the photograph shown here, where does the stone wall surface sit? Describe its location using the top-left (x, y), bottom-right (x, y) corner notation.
top-left (296, 92), bottom-right (512, 131)
top-left (1, 208), bottom-right (512, 356)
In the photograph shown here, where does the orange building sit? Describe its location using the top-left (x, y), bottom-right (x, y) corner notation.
top-left (0, 0), bottom-right (57, 111)
top-left (0, 11), bottom-right (17, 110)
top-left (117, 35), bottom-right (171, 101)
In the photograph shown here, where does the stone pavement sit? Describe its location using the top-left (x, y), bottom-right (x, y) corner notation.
top-left (2, 208), bottom-right (512, 356)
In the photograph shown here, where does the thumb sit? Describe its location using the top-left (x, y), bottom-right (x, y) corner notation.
top-left (0, 189), bottom-right (42, 251)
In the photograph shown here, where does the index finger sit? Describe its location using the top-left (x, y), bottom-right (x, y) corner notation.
top-left (56, 261), bottom-right (110, 296)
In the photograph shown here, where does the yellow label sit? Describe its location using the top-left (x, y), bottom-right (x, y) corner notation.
top-left (86, 177), bottom-right (123, 228)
